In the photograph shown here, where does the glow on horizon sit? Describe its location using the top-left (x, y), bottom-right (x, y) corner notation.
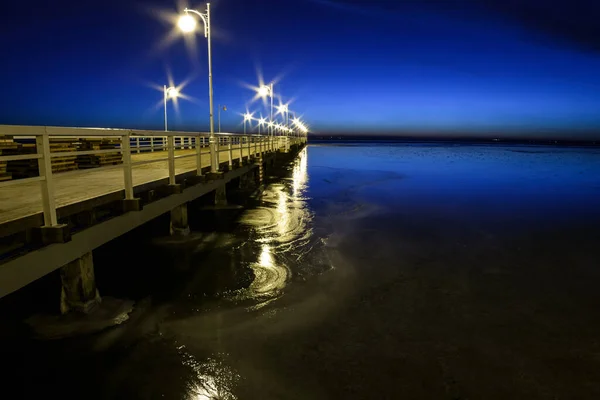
top-left (2, 1), bottom-right (600, 139)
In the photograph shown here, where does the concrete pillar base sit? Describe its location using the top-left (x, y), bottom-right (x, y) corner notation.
top-left (215, 185), bottom-right (228, 206)
top-left (122, 198), bottom-right (142, 212)
top-left (170, 203), bottom-right (190, 237)
top-left (258, 158), bottom-right (264, 184)
top-left (238, 172), bottom-right (256, 190)
top-left (60, 252), bottom-right (101, 315)
top-left (170, 225), bottom-right (190, 237)
top-left (32, 224), bottom-right (71, 245)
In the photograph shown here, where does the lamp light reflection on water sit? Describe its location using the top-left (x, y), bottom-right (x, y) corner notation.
top-left (259, 244), bottom-right (274, 269)
top-left (250, 244), bottom-right (288, 296)
top-left (180, 350), bottom-right (239, 400)
top-left (292, 149), bottom-right (308, 198)
top-left (234, 149), bottom-right (311, 307)
top-left (277, 191), bottom-right (289, 237)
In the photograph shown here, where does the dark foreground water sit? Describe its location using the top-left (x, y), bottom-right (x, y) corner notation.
top-left (2, 144), bottom-right (600, 399)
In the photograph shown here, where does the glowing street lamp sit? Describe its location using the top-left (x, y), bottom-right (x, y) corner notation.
top-left (259, 117), bottom-right (266, 135)
top-left (276, 104), bottom-right (289, 128)
top-left (243, 112), bottom-right (253, 135)
top-left (162, 85), bottom-right (180, 183)
top-left (178, 14), bottom-right (197, 32)
top-left (177, 4), bottom-right (218, 172)
top-left (163, 85), bottom-right (179, 131)
top-left (292, 117), bottom-right (308, 138)
top-left (258, 83), bottom-right (274, 137)
top-left (258, 86), bottom-right (269, 97)
top-left (218, 104), bottom-right (227, 133)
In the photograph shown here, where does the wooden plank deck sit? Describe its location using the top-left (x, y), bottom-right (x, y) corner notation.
top-left (0, 146), bottom-right (263, 227)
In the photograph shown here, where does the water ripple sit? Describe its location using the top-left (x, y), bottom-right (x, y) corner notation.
top-left (232, 149), bottom-right (314, 308)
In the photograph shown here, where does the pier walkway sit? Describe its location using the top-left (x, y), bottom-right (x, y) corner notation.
top-left (0, 125), bottom-right (306, 300)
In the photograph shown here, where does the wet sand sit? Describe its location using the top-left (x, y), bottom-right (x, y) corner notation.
top-left (1, 144), bottom-right (600, 399)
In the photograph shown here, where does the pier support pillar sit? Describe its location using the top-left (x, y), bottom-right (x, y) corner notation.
top-left (239, 171), bottom-right (256, 191)
top-left (170, 203), bottom-right (190, 236)
top-left (258, 158), bottom-right (264, 184)
top-left (60, 252), bottom-right (101, 315)
top-left (215, 185), bottom-right (228, 206)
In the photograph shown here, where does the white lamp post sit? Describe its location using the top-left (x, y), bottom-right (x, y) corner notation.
top-left (178, 4), bottom-right (218, 172)
top-left (243, 112), bottom-right (252, 135)
top-left (163, 85), bottom-right (179, 184)
top-left (258, 84), bottom-right (274, 137)
top-left (218, 104), bottom-right (227, 133)
top-left (163, 85), bottom-right (179, 131)
top-left (163, 85), bottom-right (180, 154)
top-left (277, 104), bottom-right (289, 129)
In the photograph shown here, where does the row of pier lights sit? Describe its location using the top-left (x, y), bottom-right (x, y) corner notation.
top-left (159, 3), bottom-right (309, 174)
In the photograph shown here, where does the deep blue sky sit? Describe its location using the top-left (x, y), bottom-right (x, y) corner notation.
top-left (1, 0), bottom-right (600, 139)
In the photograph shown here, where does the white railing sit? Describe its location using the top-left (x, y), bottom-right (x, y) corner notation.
top-left (0, 125), bottom-right (306, 228)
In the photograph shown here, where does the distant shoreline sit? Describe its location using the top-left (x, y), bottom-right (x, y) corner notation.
top-left (308, 136), bottom-right (600, 147)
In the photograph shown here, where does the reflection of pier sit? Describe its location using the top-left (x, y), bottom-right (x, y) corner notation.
top-left (0, 124), bottom-right (306, 318)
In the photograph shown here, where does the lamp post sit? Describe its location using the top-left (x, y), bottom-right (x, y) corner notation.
top-left (163, 85), bottom-right (179, 131)
top-left (243, 112), bottom-right (252, 135)
top-left (258, 83), bottom-right (274, 137)
top-left (163, 85), bottom-right (179, 185)
top-left (178, 4), bottom-right (218, 172)
top-left (259, 117), bottom-right (266, 135)
top-left (218, 104), bottom-right (227, 133)
top-left (277, 104), bottom-right (289, 129)
top-left (163, 85), bottom-right (179, 154)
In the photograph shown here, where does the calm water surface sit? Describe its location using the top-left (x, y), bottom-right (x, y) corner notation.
top-left (3, 144), bottom-right (600, 399)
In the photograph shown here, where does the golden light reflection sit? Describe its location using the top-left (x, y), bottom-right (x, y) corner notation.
top-left (234, 151), bottom-right (312, 308)
top-left (249, 244), bottom-right (288, 297)
top-left (259, 244), bottom-right (274, 268)
top-left (292, 148), bottom-right (308, 198)
top-left (277, 190), bottom-right (289, 237)
top-left (180, 349), bottom-right (239, 400)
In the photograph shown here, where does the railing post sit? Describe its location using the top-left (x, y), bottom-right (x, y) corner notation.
top-left (209, 136), bottom-right (218, 172)
top-left (122, 133), bottom-right (134, 200)
top-left (36, 132), bottom-right (58, 226)
top-left (228, 137), bottom-right (233, 170)
top-left (195, 135), bottom-right (203, 176)
top-left (238, 137), bottom-right (243, 164)
top-left (246, 136), bottom-right (251, 161)
top-left (135, 136), bottom-right (140, 154)
top-left (151, 137), bottom-right (155, 152)
top-left (168, 134), bottom-right (176, 185)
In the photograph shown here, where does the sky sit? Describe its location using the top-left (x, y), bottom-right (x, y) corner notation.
top-left (1, 0), bottom-right (600, 139)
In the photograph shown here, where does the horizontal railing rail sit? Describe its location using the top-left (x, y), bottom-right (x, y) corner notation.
top-left (0, 124), bottom-right (306, 229)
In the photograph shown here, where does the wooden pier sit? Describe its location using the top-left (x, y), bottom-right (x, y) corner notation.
top-left (0, 125), bottom-right (306, 304)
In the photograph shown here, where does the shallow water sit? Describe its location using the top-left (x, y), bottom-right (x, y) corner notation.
top-left (2, 144), bottom-right (600, 399)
